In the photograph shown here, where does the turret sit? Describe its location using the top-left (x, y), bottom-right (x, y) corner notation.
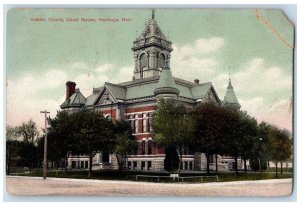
top-left (154, 64), bottom-right (179, 100)
top-left (223, 79), bottom-right (241, 110)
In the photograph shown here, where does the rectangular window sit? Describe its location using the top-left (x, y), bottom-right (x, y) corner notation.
top-left (130, 120), bottom-right (134, 131)
top-left (128, 161), bottom-right (132, 169)
top-left (85, 161), bottom-right (88, 168)
top-left (185, 162), bottom-right (188, 170)
top-left (141, 141), bottom-right (146, 155)
top-left (133, 146), bottom-right (138, 155)
top-left (133, 161), bottom-right (137, 170)
top-left (127, 115), bottom-right (134, 131)
top-left (142, 113), bottom-right (147, 133)
top-left (72, 161), bottom-right (76, 168)
top-left (189, 162), bottom-right (193, 170)
top-left (81, 161), bottom-right (84, 168)
top-left (102, 151), bottom-right (110, 163)
top-left (141, 161), bottom-right (145, 170)
top-left (149, 112), bottom-right (153, 132)
top-left (134, 114), bottom-right (139, 134)
top-left (147, 161), bottom-right (152, 170)
top-left (148, 140), bottom-right (152, 155)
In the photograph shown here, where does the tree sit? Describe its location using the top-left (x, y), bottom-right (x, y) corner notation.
top-left (250, 122), bottom-right (273, 174)
top-left (18, 120), bottom-right (39, 173)
top-left (191, 102), bottom-right (229, 175)
top-left (221, 107), bottom-right (243, 175)
top-left (72, 110), bottom-right (115, 177)
top-left (6, 126), bottom-right (21, 175)
top-left (152, 99), bottom-right (194, 175)
top-left (47, 110), bottom-right (117, 177)
top-left (237, 111), bottom-right (258, 174)
top-left (47, 111), bottom-right (78, 172)
top-left (18, 119), bottom-right (39, 143)
top-left (113, 120), bottom-right (137, 172)
top-left (269, 126), bottom-right (292, 178)
top-left (36, 134), bottom-right (64, 176)
top-left (278, 129), bottom-right (292, 174)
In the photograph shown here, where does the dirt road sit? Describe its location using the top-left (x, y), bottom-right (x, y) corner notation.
top-left (6, 176), bottom-right (293, 197)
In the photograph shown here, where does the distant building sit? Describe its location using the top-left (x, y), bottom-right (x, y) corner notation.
top-left (60, 10), bottom-right (241, 172)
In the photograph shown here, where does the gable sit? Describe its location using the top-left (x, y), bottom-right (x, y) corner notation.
top-left (205, 86), bottom-right (221, 103)
top-left (206, 88), bottom-right (218, 102)
top-left (94, 88), bottom-right (117, 106)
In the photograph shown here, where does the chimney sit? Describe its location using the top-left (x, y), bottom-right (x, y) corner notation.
top-left (194, 79), bottom-right (200, 84)
top-left (66, 81), bottom-right (76, 100)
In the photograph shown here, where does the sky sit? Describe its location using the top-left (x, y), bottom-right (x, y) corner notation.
top-left (6, 8), bottom-right (294, 132)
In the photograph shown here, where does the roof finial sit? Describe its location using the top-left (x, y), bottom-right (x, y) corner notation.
top-left (228, 66), bottom-right (231, 81)
top-left (152, 9), bottom-right (155, 19)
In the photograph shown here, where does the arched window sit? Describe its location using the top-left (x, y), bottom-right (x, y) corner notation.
top-left (148, 139), bottom-right (153, 155)
top-left (141, 140), bottom-right (146, 155)
top-left (158, 53), bottom-right (165, 69)
top-left (140, 53), bottom-right (147, 69)
top-left (102, 151), bottom-right (110, 163)
top-left (142, 113), bottom-right (147, 133)
top-left (134, 114), bottom-right (139, 134)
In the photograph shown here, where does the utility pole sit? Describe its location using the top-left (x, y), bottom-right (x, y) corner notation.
top-left (40, 110), bottom-right (50, 180)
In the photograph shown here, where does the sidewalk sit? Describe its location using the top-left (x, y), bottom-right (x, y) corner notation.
top-left (6, 176), bottom-right (293, 196)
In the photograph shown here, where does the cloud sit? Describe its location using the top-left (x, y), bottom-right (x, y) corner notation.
top-left (6, 44), bottom-right (292, 133)
top-left (95, 63), bottom-right (115, 74)
top-left (74, 73), bottom-right (109, 97)
top-left (6, 63), bottom-right (134, 131)
top-left (6, 69), bottom-right (67, 130)
top-left (70, 62), bottom-right (87, 70)
top-left (173, 37), bottom-right (225, 59)
top-left (212, 58), bottom-right (292, 100)
top-left (211, 58), bottom-right (292, 131)
top-left (108, 66), bottom-right (133, 84)
top-left (239, 97), bottom-right (292, 131)
top-left (231, 58), bottom-right (292, 95)
top-left (195, 37), bottom-right (225, 53)
top-left (170, 37), bottom-right (225, 82)
top-left (74, 64), bottom-right (133, 96)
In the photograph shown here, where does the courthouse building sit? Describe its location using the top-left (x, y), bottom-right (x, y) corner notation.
top-left (60, 11), bottom-right (241, 172)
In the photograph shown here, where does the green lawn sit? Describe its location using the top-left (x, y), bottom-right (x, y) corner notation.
top-left (265, 167), bottom-right (293, 173)
top-left (9, 169), bottom-right (293, 183)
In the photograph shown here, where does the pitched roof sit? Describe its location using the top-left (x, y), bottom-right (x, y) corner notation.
top-left (110, 76), bottom-right (218, 101)
top-left (60, 89), bottom-right (86, 109)
top-left (105, 82), bottom-right (126, 100)
top-left (138, 18), bottom-right (167, 40)
top-left (84, 87), bottom-right (104, 107)
top-left (61, 75), bottom-right (221, 108)
top-left (223, 80), bottom-right (240, 108)
top-left (191, 82), bottom-right (213, 99)
top-left (126, 81), bottom-right (158, 99)
top-left (132, 12), bottom-right (172, 52)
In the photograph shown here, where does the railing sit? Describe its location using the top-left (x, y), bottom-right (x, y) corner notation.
top-left (178, 175), bottom-right (219, 183)
top-left (135, 175), bottom-right (219, 183)
top-left (136, 175), bottom-right (170, 182)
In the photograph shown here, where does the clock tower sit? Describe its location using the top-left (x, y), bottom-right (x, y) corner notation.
top-left (132, 10), bottom-right (173, 80)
